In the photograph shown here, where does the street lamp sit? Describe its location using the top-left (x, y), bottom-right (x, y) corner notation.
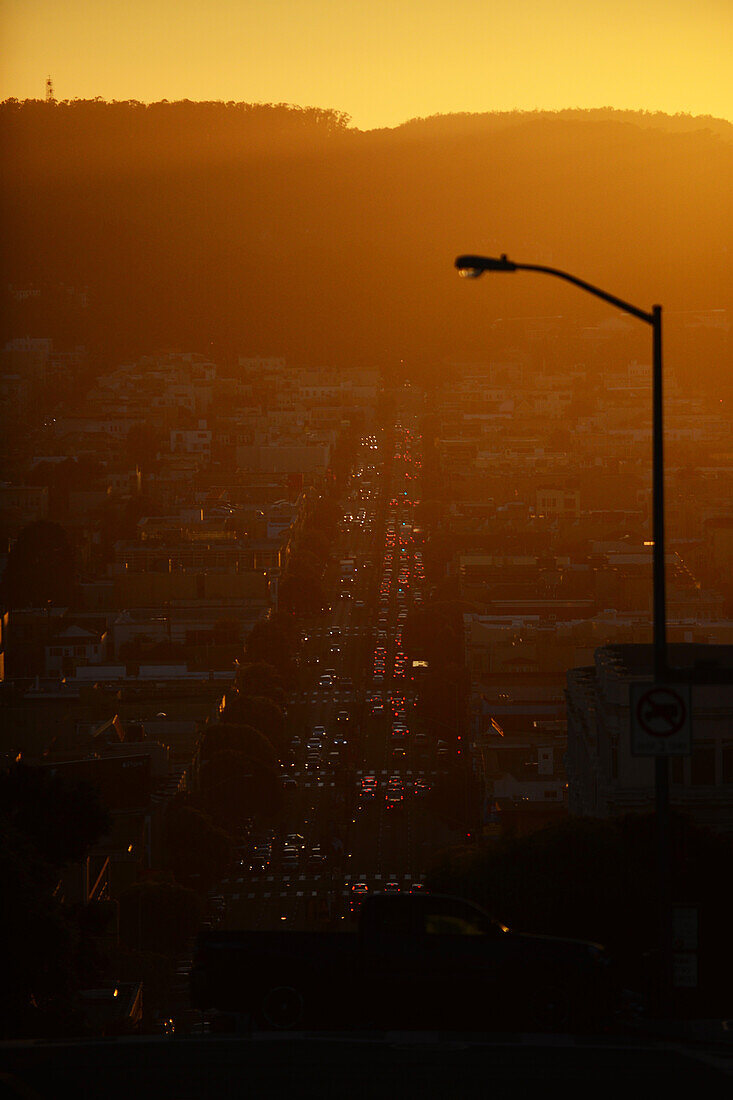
top-left (455, 252), bottom-right (671, 1008)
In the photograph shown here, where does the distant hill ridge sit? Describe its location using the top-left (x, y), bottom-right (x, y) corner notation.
top-left (1, 100), bottom-right (731, 374)
top-left (389, 108), bottom-right (733, 141)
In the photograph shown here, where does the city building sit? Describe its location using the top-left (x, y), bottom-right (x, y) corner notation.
top-left (566, 644), bottom-right (733, 833)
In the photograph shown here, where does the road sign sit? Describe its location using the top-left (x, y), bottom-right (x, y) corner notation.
top-left (672, 953), bottom-right (698, 988)
top-left (630, 683), bottom-right (692, 756)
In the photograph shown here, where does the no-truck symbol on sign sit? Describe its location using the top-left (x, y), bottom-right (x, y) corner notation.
top-left (636, 687), bottom-right (686, 737)
top-left (630, 683), bottom-right (692, 756)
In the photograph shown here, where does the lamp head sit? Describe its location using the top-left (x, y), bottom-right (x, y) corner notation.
top-left (455, 253), bottom-right (517, 277)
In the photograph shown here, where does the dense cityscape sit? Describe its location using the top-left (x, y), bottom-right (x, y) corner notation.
top-left (1, 87), bottom-right (733, 1093)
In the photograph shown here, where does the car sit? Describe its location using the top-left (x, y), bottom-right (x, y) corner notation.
top-left (383, 882), bottom-right (401, 895)
top-left (349, 882), bottom-right (369, 913)
top-left (318, 674), bottom-right (334, 689)
top-left (409, 883), bottom-right (427, 894)
top-left (281, 847), bottom-right (300, 870)
top-left (312, 725), bottom-right (327, 738)
top-left (385, 791), bottom-right (403, 809)
top-left (285, 833), bottom-right (306, 850)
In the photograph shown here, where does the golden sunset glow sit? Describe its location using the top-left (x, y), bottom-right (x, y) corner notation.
top-left (2, 0), bottom-right (731, 129)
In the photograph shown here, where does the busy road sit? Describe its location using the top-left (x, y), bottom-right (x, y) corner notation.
top-left (207, 422), bottom-right (463, 939)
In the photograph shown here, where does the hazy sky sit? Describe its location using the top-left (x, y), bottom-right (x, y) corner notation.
top-left (2, 0), bottom-right (731, 130)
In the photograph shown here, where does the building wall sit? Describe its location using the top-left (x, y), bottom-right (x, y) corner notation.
top-left (566, 644), bottom-right (733, 833)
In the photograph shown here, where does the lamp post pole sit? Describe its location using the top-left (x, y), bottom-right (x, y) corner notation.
top-left (455, 254), bottom-right (671, 1009)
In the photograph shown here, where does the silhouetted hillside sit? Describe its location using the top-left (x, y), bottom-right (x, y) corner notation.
top-left (1, 101), bottom-right (731, 384)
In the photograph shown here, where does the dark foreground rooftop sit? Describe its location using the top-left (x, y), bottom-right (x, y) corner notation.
top-left (2, 1028), bottom-right (732, 1099)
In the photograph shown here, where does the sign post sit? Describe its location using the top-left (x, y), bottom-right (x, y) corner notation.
top-left (630, 681), bottom-right (692, 1015)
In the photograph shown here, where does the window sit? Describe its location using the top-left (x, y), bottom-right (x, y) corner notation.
top-left (690, 745), bottom-right (716, 786)
top-left (423, 899), bottom-right (490, 936)
top-left (721, 744), bottom-right (733, 785)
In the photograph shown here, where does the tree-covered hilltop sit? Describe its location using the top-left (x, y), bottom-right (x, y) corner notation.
top-left (2, 100), bottom-right (731, 384)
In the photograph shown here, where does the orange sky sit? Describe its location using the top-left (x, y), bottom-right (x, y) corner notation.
top-left (2, 0), bottom-right (731, 130)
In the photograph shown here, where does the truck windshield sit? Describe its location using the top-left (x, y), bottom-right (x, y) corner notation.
top-left (422, 899), bottom-right (495, 936)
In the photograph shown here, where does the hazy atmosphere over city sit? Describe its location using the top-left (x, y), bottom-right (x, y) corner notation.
top-left (1, 0), bottom-right (733, 1093)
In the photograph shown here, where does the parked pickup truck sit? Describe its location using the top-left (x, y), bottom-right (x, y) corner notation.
top-left (191, 893), bottom-right (616, 1032)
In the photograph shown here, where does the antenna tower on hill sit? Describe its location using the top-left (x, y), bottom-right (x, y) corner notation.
top-left (45, 76), bottom-right (55, 103)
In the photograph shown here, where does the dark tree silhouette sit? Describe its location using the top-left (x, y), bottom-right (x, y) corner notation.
top-left (235, 661), bottom-right (287, 706)
top-left (200, 722), bottom-right (279, 774)
top-left (0, 763), bottom-right (112, 1038)
top-left (200, 749), bottom-right (282, 828)
top-left (0, 762), bottom-right (110, 866)
top-left (162, 803), bottom-right (233, 892)
top-left (2, 521), bottom-right (75, 608)
top-left (426, 813), bottom-right (733, 1008)
top-left (118, 881), bottom-right (202, 957)
top-left (220, 693), bottom-right (287, 756)
top-left (243, 614), bottom-right (299, 677)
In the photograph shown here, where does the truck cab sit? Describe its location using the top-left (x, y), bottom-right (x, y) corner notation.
top-left (191, 894), bottom-right (614, 1032)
